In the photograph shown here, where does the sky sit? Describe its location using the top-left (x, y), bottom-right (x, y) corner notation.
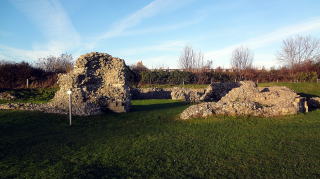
top-left (1, 0), bottom-right (320, 69)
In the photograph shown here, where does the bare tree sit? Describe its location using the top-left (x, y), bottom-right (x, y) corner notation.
top-left (178, 46), bottom-right (212, 71)
top-left (178, 46), bottom-right (195, 70)
top-left (278, 35), bottom-right (320, 67)
top-left (230, 46), bottom-right (254, 70)
top-left (37, 53), bottom-right (74, 73)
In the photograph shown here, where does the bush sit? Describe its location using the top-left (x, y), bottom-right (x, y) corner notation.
top-left (0, 62), bottom-right (58, 89)
top-left (296, 72), bottom-right (318, 82)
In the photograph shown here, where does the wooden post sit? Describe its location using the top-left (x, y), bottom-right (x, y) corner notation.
top-left (26, 79), bottom-right (29, 88)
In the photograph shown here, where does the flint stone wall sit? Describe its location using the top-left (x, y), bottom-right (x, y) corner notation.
top-left (0, 52), bottom-right (131, 116)
top-left (0, 92), bottom-right (16, 100)
top-left (48, 52), bottom-right (131, 115)
top-left (131, 88), bottom-right (172, 99)
top-left (180, 81), bottom-right (308, 119)
top-left (171, 88), bottom-right (206, 103)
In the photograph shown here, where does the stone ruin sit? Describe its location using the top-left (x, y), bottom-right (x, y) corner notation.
top-left (0, 52), bottom-right (131, 116)
top-left (131, 88), bottom-right (172, 99)
top-left (0, 92), bottom-right (16, 100)
top-left (129, 81), bottom-right (316, 119)
top-left (48, 52), bottom-right (131, 115)
top-left (180, 81), bottom-right (309, 119)
top-left (0, 55), bottom-right (319, 119)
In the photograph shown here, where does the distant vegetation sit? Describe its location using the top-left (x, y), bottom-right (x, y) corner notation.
top-left (0, 53), bottom-right (73, 89)
top-left (1, 35), bottom-right (319, 89)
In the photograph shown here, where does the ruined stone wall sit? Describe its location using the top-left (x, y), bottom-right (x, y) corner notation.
top-left (180, 81), bottom-right (308, 119)
top-left (48, 52), bottom-right (131, 115)
top-left (171, 88), bottom-right (206, 103)
top-left (131, 88), bottom-right (172, 99)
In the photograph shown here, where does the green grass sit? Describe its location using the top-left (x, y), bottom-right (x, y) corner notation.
top-left (0, 83), bottom-right (320, 178)
top-left (259, 82), bottom-right (320, 97)
top-left (0, 88), bottom-right (57, 104)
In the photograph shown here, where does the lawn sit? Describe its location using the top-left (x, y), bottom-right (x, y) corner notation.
top-left (0, 83), bottom-right (320, 178)
top-left (0, 88), bottom-right (57, 104)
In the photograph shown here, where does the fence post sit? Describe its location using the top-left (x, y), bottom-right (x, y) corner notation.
top-left (26, 78), bottom-right (29, 88)
top-left (67, 89), bottom-right (72, 126)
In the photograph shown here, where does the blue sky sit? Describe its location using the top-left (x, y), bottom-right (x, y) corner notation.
top-left (1, 0), bottom-right (320, 68)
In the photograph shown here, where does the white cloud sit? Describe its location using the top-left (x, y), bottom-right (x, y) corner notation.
top-left (0, 44), bottom-right (57, 62)
top-left (1, 0), bottom-right (196, 62)
top-left (111, 17), bottom-right (204, 38)
top-left (205, 18), bottom-right (320, 68)
top-left (10, 0), bottom-right (80, 44)
top-left (0, 0), bottom-right (80, 61)
top-left (85, 0), bottom-right (194, 50)
top-left (140, 55), bottom-right (178, 69)
top-left (118, 40), bottom-right (186, 56)
top-left (253, 53), bottom-right (278, 69)
top-left (98, 0), bottom-right (190, 40)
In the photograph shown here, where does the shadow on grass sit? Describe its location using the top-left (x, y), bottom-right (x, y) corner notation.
top-left (76, 163), bottom-right (125, 178)
top-left (131, 101), bottom-right (187, 112)
top-left (298, 92), bottom-right (319, 98)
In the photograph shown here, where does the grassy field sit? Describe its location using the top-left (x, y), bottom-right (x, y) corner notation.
top-left (0, 83), bottom-right (320, 178)
top-left (0, 88), bottom-right (57, 104)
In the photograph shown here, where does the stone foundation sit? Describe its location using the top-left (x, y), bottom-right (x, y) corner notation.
top-left (180, 81), bottom-right (308, 119)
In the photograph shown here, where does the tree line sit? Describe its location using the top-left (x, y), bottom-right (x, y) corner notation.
top-left (0, 54), bottom-right (74, 88)
top-left (130, 35), bottom-right (320, 85)
top-left (1, 34), bottom-right (319, 89)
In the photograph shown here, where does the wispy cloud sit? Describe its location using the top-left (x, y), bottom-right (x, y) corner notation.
top-left (140, 55), bottom-right (178, 68)
top-left (10, 0), bottom-right (80, 46)
top-left (118, 40), bottom-right (186, 56)
top-left (0, 44), bottom-right (53, 62)
top-left (111, 17), bottom-right (204, 38)
top-left (84, 0), bottom-right (193, 50)
top-left (0, 0), bottom-right (80, 61)
top-left (205, 18), bottom-right (320, 66)
top-left (2, 0), bottom-right (196, 61)
top-left (98, 0), bottom-right (191, 40)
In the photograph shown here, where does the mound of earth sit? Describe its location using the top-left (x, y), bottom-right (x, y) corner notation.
top-left (180, 81), bottom-right (308, 119)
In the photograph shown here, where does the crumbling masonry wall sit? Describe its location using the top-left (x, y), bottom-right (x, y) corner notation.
top-left (48, 52), bottom-right (131, 115)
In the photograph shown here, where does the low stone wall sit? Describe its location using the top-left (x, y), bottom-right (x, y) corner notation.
top-left (0, 103), bottom-right (67, 114)
top-left (131, 88), bottom-right (172, 99)
top-left (171, 88), bottom-right (206, 103)
top-left (0, 92), bottom-right (16, 100)
top-left (131, 87), bottom-right (207, 102)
